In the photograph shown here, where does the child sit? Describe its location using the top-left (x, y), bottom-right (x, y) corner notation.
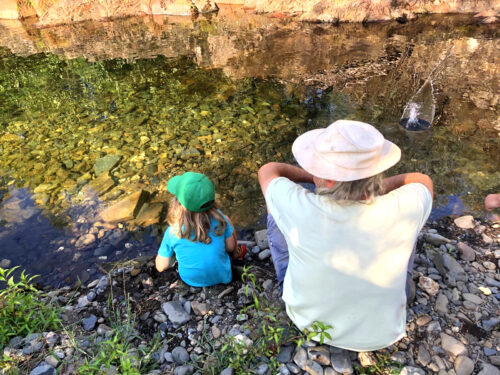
top-left (155, 171), bottom-right (243, 287)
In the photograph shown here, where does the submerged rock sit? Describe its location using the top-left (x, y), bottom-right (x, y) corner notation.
top-left (100, 190), bottom-right (150, 223)
top-left (94, 155), bottom-right (121, 176)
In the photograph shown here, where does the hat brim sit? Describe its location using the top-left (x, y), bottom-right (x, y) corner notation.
top-left (292, 128), bottom-right (401, 182)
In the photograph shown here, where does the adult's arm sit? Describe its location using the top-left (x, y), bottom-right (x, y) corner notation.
top-left (382, 173), bottom-right (434, 199)
top-left (258, 162), bottom-right (314, 196)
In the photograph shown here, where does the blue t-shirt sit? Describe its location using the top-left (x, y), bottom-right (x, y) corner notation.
top-left (158, 211), bottom-right (234, 287)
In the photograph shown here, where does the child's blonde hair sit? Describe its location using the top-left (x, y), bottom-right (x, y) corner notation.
top-left (167, 197), bottom-right (227, 244)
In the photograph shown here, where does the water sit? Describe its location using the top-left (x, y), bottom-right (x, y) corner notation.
top-left (0, 14), bottom-right (498, 285)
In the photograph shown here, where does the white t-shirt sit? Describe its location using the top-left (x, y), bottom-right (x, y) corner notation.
top-left (265, 177), bottom-right (432, 351)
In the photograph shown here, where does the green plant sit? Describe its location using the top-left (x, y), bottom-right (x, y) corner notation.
top-left (355, 353), bottom-right (402, 375)
top-left (0, 266), bottom-right (61, 349)
top-left (197, 266), bottom-right (333, 375)
top-left (76, 297), bottom-right (161, 375)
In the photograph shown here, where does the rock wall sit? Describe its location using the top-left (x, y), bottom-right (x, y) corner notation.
top-left (0, 0), bottom-right (498, 25)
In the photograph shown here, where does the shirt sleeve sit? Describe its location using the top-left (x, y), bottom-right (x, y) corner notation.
top-left (393, 183), bottom-right (433, 229)
top-left (158, 227), bottom-right (174, 258)
top-left (264, 177), bottom-right (307, 223)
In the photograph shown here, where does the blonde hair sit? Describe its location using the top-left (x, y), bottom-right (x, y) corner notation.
top-left (167, 197), bottom-right (226, 244)
top-left (316, 173), bottom-right (385, 203)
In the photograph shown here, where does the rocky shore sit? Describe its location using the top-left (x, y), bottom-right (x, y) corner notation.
top-left (1, 213), bottom-right (499, 375)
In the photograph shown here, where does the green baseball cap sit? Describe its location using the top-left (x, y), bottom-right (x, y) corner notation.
top-left (167, 172), bottom-right (215, 212)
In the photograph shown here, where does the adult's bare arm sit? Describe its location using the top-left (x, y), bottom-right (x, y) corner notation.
top-left (382, 173), bottom-right (434, 198)
top-left (258, 162), bottom-right (314, 196)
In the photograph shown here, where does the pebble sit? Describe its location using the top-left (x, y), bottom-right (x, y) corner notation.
top-left (220, 368), bottom-right (234, 375)
top-left (418, 275), bottom-right (439, 296)
top-left (258, 249), bottom-right (271, 260)
top-left (29, 363), bottom-right (56, 375)
top-left (254, 229), bottom-right (269, 249)
top-left (417, 343), bottom-right (431, 366)
top-left (162, 301), bottom-right (191, 326)
top-left (330, 348), bottom-right (353, 374)
top-left (82, 314), bottom-right (97, 331)
top-left (400, 366), bottom-right (426, 375)
top-left (455, 355), bottom-right (474, 375)
top-left (454, 215), bottom-right (475, 229)
top-left (171, 346), bottom-right (189, 364)
top-left (477, 363), bottom-right (500, 375)
top-left (435, 293), bottom-right (449, 315)
top-left (463, 293), bottom-right (482, 304)
top-left (173, 365), bottom-right (194, 375)
top-left (277, 345), bottom-right (295, 363)
top-left (191, 301), bottom-right (208, 316)
top-left (457, 242), bottom-right (476, 261)
top-left (211, 325), bottom-right (221, 339)
top-left (440, 333), bottom-right (468, 357)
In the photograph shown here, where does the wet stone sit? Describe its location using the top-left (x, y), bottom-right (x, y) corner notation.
top-left (100, 190), bottom-right (150, 223)
top-left (94, 155), bottom-right (121, 176)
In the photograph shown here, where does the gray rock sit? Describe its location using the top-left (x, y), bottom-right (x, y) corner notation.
top-left (262, 279), bottom-right (274, 291)
top-left (455, 355), bottom-right (474, 375)
top-left (173, 365), bottom-right (194, 375)
top-left (293, 347), bottom-right (308, 369)
top-left (254, 229), bottom-right (269, 249)
top-left (164, 352), bottom-right (174, 362)
top-left (45, 355), bottom-right (60, 368)
top-left (440, 333), bottom-right (468, 357)
top-left (162, 301), bottom-right (191, 326)
top-left (330, 348), bottom-right (353, 374)
top-left (484, 347), bottom-right (497, 356)
top-left (424, 233), bottom-right (451, 246)
top-left (477, 363), bottom-right (500, 375)
top-left (482, 317), bottom-right (500, 331)
top-left (435, 293), bottom-right (449, 315)
top-left (82, 314), bottom-right (97, 331)
top-left (9, 336), bottom-right (24, 349)
top-left (400, 366), bottom-right (426, 375)
top-left (0, 258), bottom-right (12, 268)
top-left (485, 277), bottom-right (500, 288)
top-left (324, 369), bottom-right (341, 375)
top-left (442, 253), bottom-right (468, 282)
top-left (286, 363), bottom-right (301, 374)
top-left (279, 365), bottom-right (291, 375)
top-left (86, 291), bottom-right (96, 302)
top-left (220, 368), bottom-right (234, 375)
top-left (277, 344), bottom-right (295, 363)
top-left (94, 155), bottom-right (121, 176)
top-left (258, 249), bottom-right (271, 260)
top-left (30, 363), bottom-right (56, 375)
top-left (305, 360), bottom-right (324, 375)
top-left (417, 344), bottom-right (431, 366)
top-left (97, 324), bottom-right (112, 336)
top-left (463, 293), bottom-right (482, 305)
top-left (172, 346), bottom-right (189, 364)
top-left (153, 311), bottom-right (167, 323)
top-left (254, 364), bottom-right (269, 375)
top-left (309, 346), bottom-right (331, 366)
top-left (457, 242), bottom-right (475, 262)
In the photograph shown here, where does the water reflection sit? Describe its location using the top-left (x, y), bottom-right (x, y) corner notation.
top-left (0, 13), bottom-right (498, 285)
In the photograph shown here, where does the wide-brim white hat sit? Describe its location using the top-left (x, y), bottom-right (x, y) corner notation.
top-left (292, 120), bottom-right (401, 181)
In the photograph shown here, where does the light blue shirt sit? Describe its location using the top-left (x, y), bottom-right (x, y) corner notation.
top-left (158, 211), bottom-right (234, 287)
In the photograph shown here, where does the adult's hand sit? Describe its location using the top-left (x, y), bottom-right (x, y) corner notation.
top-left (485, 194), bottom-right (500, 211)
top-left (258, 162), bottom-right (314, 196)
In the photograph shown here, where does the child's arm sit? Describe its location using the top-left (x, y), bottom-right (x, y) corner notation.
top-left (155, 254), bottom-right (172, 272)
top-left (224, 216), bottom-right (237, 254)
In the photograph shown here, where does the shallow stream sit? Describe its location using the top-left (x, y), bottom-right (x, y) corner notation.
top-left (0, 12), bottom-right (498, 285)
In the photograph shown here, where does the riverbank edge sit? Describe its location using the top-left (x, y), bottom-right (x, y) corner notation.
top-left (1, 213), bottom-right (499, 375)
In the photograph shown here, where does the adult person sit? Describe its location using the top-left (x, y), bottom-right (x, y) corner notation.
top-left (258, 119), bottom-right (433, 351)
